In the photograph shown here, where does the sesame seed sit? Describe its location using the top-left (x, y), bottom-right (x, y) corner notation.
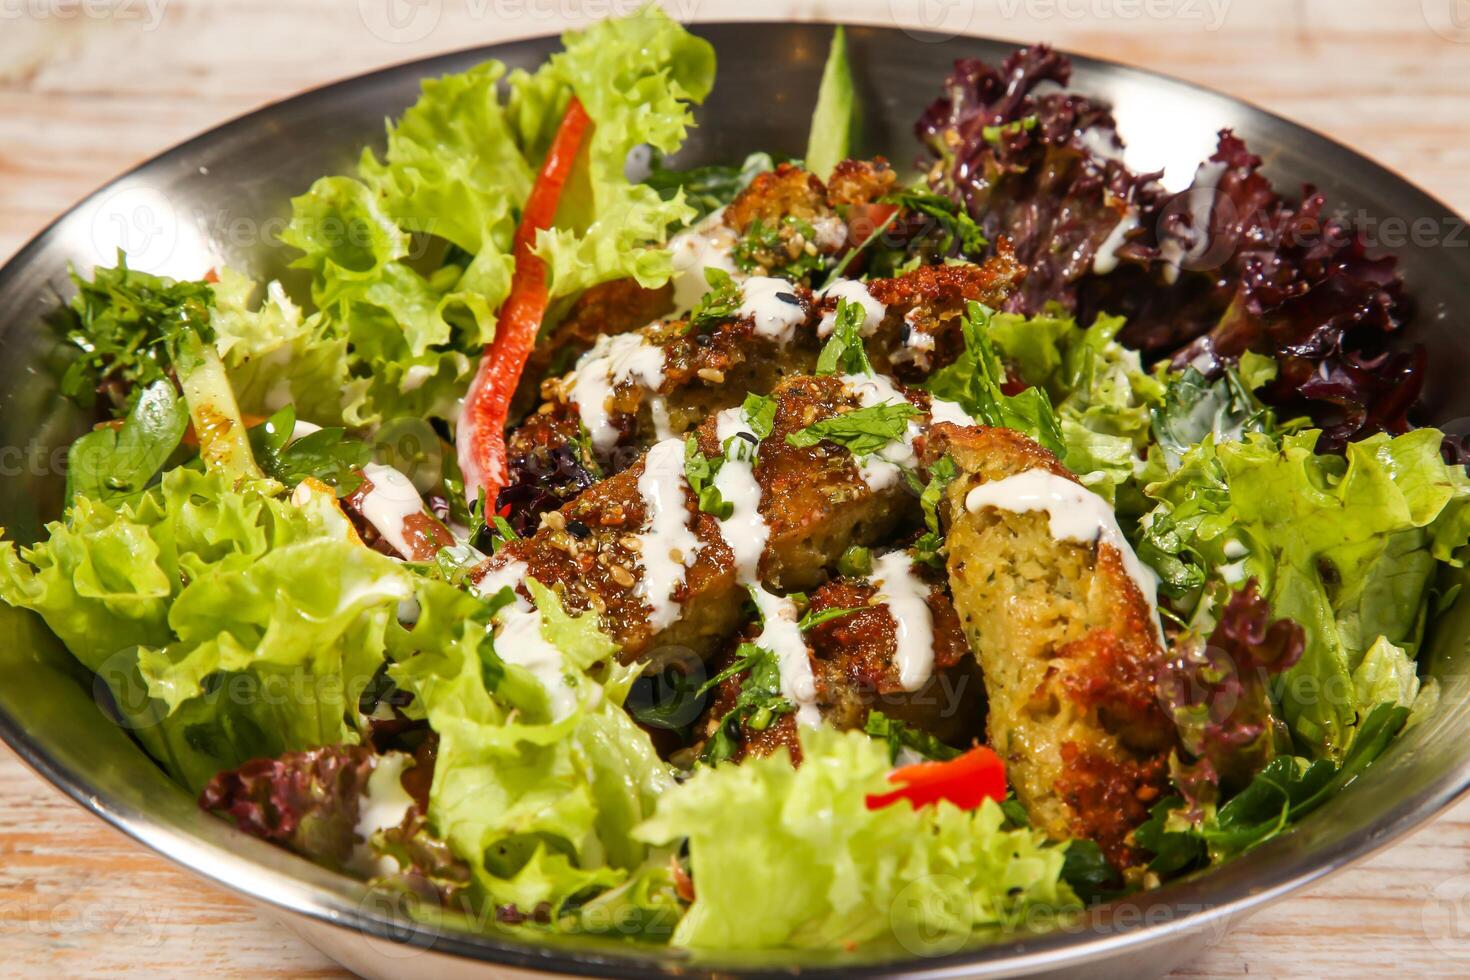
top-left (610, 565), bottom-right (636, 588)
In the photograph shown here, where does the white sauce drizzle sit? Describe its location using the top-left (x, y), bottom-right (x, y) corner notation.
top-left (930, 397), bottom-right (979, 428)
top-left (749, 584), bottom-right (822, 727)
top-left (737, 276), bottom-right (807, 345)
top-left (349, 752), bottom-right (416, 876)
top-left (839, 373), bottom-right (923, 491)
top-left (1160, 160), bottom-right (1228, 284)
top-left (633, 438), bottom-right (703, 631)
top-left (1093, 206), bottom-right (1140, 275)
top-left (569, 332), bottom-right (668, 454)
top-left (668, 208), bottom-right (743, 313)
top-left (474, 558), bottom-right (531, 608)
top-left (964, 469), bottom-right (1165, 647)
top-left (708, 407), bottom-right (821, 727)
top-left (472, 558), bottom-right (579, 719)
top-left (493, 601), bottom-right (580, 720)
top-left (817, 278), bottom-right (887, 338)
top-left (712, 408), bottom-right (768, 580)
top-left (870, 551), bottom-right (936, 692)
top-left (649, 395), bottom-right (675, 443)
top-left (358, 462), bottom-right (430, 560)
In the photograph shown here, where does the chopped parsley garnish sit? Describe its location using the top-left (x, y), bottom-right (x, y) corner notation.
top-left (912, 454), bottom-right (958, 568)
top-left (698, 641), bottom-right (793, 764)
top-left (881, 188), bottom-right (988, 256)
top-left (786, 402), bottom-right (920, 457)
top-left (733, 216), bottom-right (826, 281)
top-left (684, 436), bottom-right (733, 520)
top-left (814, 298), bottom-right (874, 377)
top-left (60, 252), bottom-right (216, 414)
top-left (865, 710), bottom-right (962, 763)
top-left (796, 604), bottom-right (862, 631)
top-left (247, 405), bottom-right (370, 497)
top-left (688, 267), bottom-right (744, 331)
top-left (925, 300), bottom-right (1064, 455)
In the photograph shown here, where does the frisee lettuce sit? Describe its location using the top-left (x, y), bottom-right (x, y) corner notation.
top-left (636, 728), bottom-right (1076, 950)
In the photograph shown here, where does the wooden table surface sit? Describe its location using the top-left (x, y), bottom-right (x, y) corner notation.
top-left (4, 0), bottom-right (1470, 975)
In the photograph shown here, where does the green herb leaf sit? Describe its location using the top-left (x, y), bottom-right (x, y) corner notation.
top-left (684, 437), bottom-right (733, 520)
top-left (644, 151), bottom-right (775, 221)
top-left (863, 710), bottom-right (962, 763)
top-left (786, 402), bottom-right (920, 458)
top-left (912, 454), bottom-right (958, 568)
top-left (698, 641), bottom-right (793, 764)
top-left (741, 392), bottom-right (778, 442)
top-left (814, 297), bottom-right (874, 377)
top-left (1060, 839), bottom-right (1121, 904)
top-left (688, 267), bottom-right (744, 331)
top-left (60, 252), bottom-right (215, 414)
top-left (797, 605), bottom-right (862, 631)
top-left (881, 188), bottom-right (987, 255)
top-left (65, 379), bottom-right (189, 506)
top-left (925, 301), bottom-right (1064, 455)
top-left (248, 406), bottom-right (370, 497)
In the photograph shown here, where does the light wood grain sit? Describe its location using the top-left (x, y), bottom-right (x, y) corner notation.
top-left (2, 0), bottom-right (1469, 976)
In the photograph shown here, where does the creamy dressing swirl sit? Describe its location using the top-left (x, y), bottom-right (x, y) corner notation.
top-left (569, 332), bottom-right (668, 454)
top-left (633, 438), bottom-right (704, 631)
top-left (964, 469), bottom-right (1165, 646)
top-left (869, 551), bottom-right (936, 692)
top-left (708, 406), bottom-right (821, 726)
top-left (817, 279), bottom-right (886, 338)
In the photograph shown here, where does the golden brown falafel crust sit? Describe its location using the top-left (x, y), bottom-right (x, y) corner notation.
top-left (478, 374), bottom-right (928, 667)
top-left (923, 423), bottom-right (1175, 868)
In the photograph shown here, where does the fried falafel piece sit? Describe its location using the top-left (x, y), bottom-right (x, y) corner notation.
top-left (691, 570), bottom-right (983, 764)
top-left (500, 249), bottom-right (1024, 529)
top-left (477, 374), bottom-right (936, 669)
top-left (923, 423), bottom-right (1176, 868)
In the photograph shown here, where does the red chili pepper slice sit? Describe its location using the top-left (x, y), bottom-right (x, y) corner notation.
top-left (864, 745), bottom-right (1008, 811)
top-left (457, 96), bottom-right (591, 504)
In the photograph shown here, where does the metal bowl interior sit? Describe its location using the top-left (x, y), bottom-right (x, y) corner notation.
top-left (1, 22), bottom-right (1468, 979)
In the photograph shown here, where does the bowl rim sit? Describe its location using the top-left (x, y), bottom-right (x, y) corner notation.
top-left (2, 19), bottom-right (1469, 978)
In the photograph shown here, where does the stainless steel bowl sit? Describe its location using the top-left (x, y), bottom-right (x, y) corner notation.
top-left (1, 22), bottom-right (1468, 979)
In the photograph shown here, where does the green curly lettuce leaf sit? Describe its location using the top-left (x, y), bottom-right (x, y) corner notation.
top-left (1140, 427), bottom-right (1470, 759)
top-left (278, 7), bottom-right (713, 427)
top-left (0, 466), bottom-right (400, 792)
top-left (635, 728), bottom-right (1076, 951)
top-left (388, 577), bottom-right (674, 917)
top-left (522, 6), bottom-right (716, 299)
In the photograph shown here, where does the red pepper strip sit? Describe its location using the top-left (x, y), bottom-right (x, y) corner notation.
top-left (864, 745), bottom-right (1008, 811)
top-left (457, 96), bottom-right (591, 504)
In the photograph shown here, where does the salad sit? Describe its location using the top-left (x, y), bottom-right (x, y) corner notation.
top-left (2, 7), bottom-right (1464, 956)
